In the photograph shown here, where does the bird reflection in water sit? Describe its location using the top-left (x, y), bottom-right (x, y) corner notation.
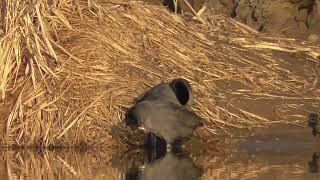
top-left (125, 147), bottom-right (202, 180)
top-left (307, 113), bottom-right (319, 173)
top-left (308, 153), bottom-right (319, 173)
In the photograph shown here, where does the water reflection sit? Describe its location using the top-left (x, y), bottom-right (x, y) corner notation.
top-left (0, 123), bottom-right (319, 179)
top-left (309, 153), bottom-right (319, 173)
top-left (0, 145), bottom-right (318, 180)
top-left (125, 148), bottom-right (202, 180)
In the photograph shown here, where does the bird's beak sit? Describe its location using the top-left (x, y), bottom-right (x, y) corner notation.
top-left (138, 126), bottom-right (145, 131)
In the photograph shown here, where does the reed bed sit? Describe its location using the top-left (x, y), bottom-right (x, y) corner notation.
top-left (0, 0), bottom-right (319, 148)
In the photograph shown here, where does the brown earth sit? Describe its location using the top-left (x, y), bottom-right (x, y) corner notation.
top-left (147, 0), bottom-right (320, 42)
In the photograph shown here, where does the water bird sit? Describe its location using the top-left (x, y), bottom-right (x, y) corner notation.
top-left (126, 99), bottom-right (203, 151)
top-left (135, 78), bottom-right (193, 107)
top-left (125, 78), bottom-right (194, 130)
top-left (126, 78), bottom-right (194, 149)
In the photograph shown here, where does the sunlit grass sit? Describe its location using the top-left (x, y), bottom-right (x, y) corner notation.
top-left (0, 0), bottom-right (319, 148)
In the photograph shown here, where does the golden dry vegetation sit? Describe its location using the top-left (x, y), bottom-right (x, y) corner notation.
top-left (0, 0), bottom-right (319, 148)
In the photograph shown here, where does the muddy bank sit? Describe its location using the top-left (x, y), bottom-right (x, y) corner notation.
top-left (222, 0), bottom-right (320, 42)
top-left (150, 0), bottom-right (320, 42)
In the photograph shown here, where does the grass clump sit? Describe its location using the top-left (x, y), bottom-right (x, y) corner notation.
top-left (0, 0), bottom-right (319, 148)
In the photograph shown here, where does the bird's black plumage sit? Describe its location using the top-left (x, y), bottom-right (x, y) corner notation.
top-left (128, 100), bottom-right (203, 145)
top-left (125, 78), bottom-right (202, 148)
top-left (135, 78), bottom-right (193, 107)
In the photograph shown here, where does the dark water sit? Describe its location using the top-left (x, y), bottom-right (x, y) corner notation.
top-left (0, 124), bottom-right (319, 180)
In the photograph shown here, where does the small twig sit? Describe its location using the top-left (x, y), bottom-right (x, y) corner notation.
top-left (182, 0), bottom-right (205, 24)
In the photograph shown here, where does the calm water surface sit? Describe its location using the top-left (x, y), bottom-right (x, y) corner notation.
top-left (0, 125), bottom-right (318, 180)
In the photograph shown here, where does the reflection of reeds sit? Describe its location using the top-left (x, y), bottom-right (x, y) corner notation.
top-left (1, 149), bottom-right (121, 180)
top-left (0, 0), bottom-right (319, 147)
top-left (0, 148), bottom-right (316, 180)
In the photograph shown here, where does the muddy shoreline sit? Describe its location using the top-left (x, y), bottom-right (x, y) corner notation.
top-left (147, 0), bottom-right (320, 42)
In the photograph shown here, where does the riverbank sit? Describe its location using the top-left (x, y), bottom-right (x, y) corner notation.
top-left (0, 0), bottom-right (319, 148)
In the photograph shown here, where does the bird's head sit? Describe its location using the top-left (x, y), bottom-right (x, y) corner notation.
top-left (124, 106), bottom-right (147, 131)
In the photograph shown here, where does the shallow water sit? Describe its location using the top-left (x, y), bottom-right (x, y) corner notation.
top-left (0, 125), bottom-right (318, 180)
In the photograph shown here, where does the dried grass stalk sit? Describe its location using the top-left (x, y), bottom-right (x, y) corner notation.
top-left (0, 0), bottom-right (319, 148)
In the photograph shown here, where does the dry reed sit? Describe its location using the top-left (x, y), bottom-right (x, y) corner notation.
top-left (0, 0), bottom-right (319, 148)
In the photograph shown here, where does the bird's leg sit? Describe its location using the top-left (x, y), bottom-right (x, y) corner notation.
top-left (166, 143), bottom-right (172, 152)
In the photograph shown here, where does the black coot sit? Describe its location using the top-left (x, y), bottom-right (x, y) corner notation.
top-left (126, 78), bottom-right (193, 129)
top-left (126, 99), bottom-right (203, 150)
top-left (135, 78), bottom-right (193, 107)
top-left (125, 78), bottom-right (202, 150)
